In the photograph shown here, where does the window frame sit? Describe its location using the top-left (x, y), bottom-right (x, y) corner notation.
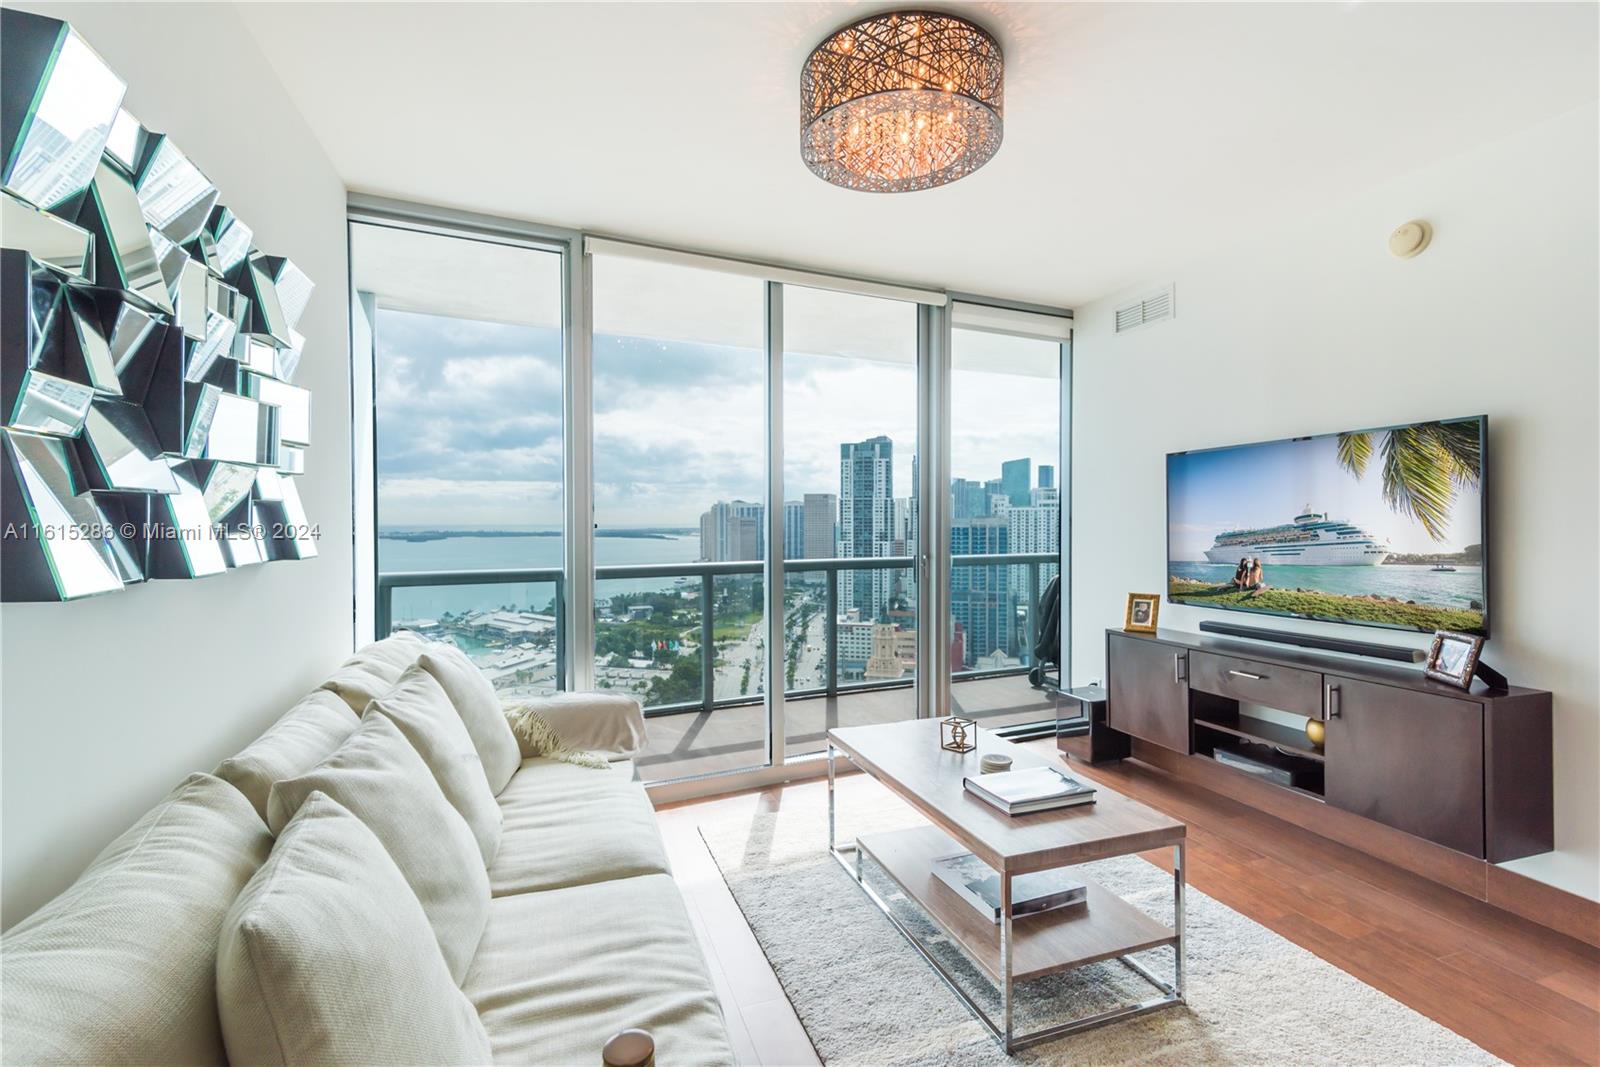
top-left (349, 194), bottom-right (1073, 796)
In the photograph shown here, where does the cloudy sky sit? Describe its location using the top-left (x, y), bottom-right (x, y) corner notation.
top-left (374, 309), bottom-right (1060, 530)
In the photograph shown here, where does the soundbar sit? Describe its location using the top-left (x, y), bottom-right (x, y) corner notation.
top-left (1196, 620), bottom-right (1425, 663)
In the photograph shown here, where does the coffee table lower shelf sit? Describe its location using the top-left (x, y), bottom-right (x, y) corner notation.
top-left (832, 823), bottom-right (1185, 1052)
top-left (856, 825), bottom-right (1177, 984)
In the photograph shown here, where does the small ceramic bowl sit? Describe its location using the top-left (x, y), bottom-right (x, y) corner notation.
top-left (979, 753), bottom-right (1013, 774)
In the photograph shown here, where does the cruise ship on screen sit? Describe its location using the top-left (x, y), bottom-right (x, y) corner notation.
top-left (1202, 506), bottom-right (1390, 566)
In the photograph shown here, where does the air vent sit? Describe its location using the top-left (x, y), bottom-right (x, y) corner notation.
top-left (1114, 285), bottom-right (1174, 333)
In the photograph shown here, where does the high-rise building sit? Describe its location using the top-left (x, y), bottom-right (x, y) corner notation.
top-left (782, 500), bottom-right (805, 560)
top-left (840, 436), bottom-right (895, 620)
top-left (983, 477), bottom-right (1004, 513)
top-left (1005, 499), bottom-right (1062, 606)
top-left (732, 500), bottom-right (765, 559)
top-left (892, 497), bottom-right (915, 546)
top-left (699, 500), bottom-right (760, 562)
top-left (950, 517), bottom-right (1011, 667)
top-left (950, 478), bottom-right (986, 519)
top-left (1038, 464), bottom-right (1055, 490)
top-left (801, 493), bottom-right (837, 559)
top-left (1001, 458), bottom-right (1032, 507)
top-left (1030, 485), bottom-right (1059, 507)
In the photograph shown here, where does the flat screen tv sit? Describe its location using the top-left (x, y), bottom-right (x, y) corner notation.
top-left (1167, 415), bottom-right (1488, 636)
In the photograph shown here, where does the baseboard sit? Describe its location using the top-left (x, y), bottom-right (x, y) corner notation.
top-left (1128, 741), bottom-right (1600, 948)
top-left (1485, 862), bottom-right (1600, 949)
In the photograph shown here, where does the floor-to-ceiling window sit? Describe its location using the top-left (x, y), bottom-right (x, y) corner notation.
top-left (353, 208), bottom-right (1071, 788)
top-left (948, 314), bottom-right (1069, 729)
top-left (590, 252), bottom-right (768, 781)
top-left (354, 220), bottom-right (567, 697)
top-left (781, 285), bottom-right (921, 759)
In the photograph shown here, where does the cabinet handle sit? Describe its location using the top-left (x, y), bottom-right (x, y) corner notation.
top-left (1173, 652), bottom-right (1187, 684)
top-left (1327, 683), bottom-right (1342, 719)
top-left (1227, 669), bottom-right (1265, 681)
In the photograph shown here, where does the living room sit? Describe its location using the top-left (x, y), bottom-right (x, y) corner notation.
top-left (1, 3), bottom-right (1596, 1065)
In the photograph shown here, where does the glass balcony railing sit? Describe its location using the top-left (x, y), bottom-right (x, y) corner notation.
top-left (375, 552), bottom-right (1060, 719)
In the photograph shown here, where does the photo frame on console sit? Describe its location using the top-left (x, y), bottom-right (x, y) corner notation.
top-left (1124, 592), bottom-right (1160, 634)
top-left (1423, 630), bottom-right (1485, 689)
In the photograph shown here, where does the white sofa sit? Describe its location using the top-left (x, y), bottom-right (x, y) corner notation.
top-left (0, 632), bottom-right (734, 1066)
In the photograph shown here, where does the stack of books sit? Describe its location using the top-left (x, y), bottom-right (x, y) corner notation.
top-left (963, 765), bottom-right (1097, 815)
top-left (932, 851), bottom-right (1088, 922)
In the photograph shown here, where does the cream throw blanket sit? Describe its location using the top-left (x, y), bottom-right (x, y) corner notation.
top-left (502, 704), bottom-right (612, 769)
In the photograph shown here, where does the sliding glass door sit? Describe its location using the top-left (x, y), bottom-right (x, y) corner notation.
top-left (781, 285), bottom-right (921, 759)
top-left (947, 324), bottom-right (1066, 730)
top-left (589, 254), bottom-right (768, 782)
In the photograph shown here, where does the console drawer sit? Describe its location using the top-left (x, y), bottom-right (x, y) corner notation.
top-left (1190, 651), bottom-right (1325, 719)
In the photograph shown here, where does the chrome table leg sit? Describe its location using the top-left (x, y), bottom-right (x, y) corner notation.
top-left (1174, 840), bottom-right (1187, 1000)
top-left (1001, 869), bottom-right (1015, 1053)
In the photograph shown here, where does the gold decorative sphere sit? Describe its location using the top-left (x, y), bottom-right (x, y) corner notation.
top-left (1305, 719), bottom-right (1326, 746)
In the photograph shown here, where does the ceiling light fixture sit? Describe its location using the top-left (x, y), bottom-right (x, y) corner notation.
top-left (801, 11), bottom-right (1003, 193)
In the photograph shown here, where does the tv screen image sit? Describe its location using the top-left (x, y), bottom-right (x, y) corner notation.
top-left (1167, 416), bottom-right (1487, 635)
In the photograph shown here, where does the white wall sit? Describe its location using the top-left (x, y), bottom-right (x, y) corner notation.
top-left (0, 3), bottom-right (351, 925)
top-left (1071, 103), bottom-right (1600, 900)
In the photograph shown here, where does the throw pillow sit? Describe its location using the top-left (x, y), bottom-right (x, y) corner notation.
top-left (0, 773), bottom-right (271, 1066)
top-left (214, 691), bottom-right (359, 823)
top-left (367, 665), bottom-right (501, 865)
top-left (418, 643), bottom-right (522, 795)
top-left (266, 713), bottom-right (488, 983)
top-left (218, 792), bottom-right (492, 1066)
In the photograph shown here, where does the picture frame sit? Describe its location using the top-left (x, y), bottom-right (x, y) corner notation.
top-left (1423, 630), bottom-right (1485, 689)
top-left (1124, 593), bottom-right (1160, 634)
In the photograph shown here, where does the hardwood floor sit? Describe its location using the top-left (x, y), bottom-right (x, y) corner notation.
top-left (655, 745), bottom-right (1600, 1066)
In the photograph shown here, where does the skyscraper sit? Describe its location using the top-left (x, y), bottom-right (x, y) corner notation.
top-left (839, 436), bottom-right (894, 620)
top-left (802, 493), bottom-right (837, 559)
top-left (950, 518), bottom-right (1011, 666)
top-left (699, 500), bottom-right (760, 562)
top-left (1001, 458), bottom-right (1032, 507)
top-left (1038, 464), bottom-right (1055, 490)
top-left (732, 500), bottom-right (765, 558)
top-left (950, 478), bottom-right (986, 519)
top-left (782, 500), bottom-right (805, 560)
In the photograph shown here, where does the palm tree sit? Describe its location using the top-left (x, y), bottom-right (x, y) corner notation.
top-left (1335, 421), bottom-right (1481, 542)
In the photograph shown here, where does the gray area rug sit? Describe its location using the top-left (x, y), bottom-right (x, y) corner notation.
top-left (698, 786), bottom-right (1501, 1066)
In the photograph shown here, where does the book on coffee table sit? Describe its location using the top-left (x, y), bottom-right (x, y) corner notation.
top-left (963, 765), bottom-right (1097, 815)
top-left (931, 851), bottom-right (1087, 923)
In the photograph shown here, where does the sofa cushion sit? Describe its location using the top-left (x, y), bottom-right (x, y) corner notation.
top-left (319, 630), bottom-right (427, 715)
top-left (367, 665), bottom-right (502, 866)
top-left (419, 642), bottom-right (522, 795)
top-left (267, 713), bottom-right (488, 983)
top-left (464, 873), bottom-right (732, 1067)
top-left (219, 792), bottom-right (492, 1067)
top-left (213, 691), bottom-right (359, 823)
top-left (489, 757), bottom-right (670, 896)
top-left (0, 773), bottom-right (271, 1066)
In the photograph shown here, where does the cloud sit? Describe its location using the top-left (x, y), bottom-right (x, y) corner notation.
top-left (374, 308), bottom-right (1062, 529)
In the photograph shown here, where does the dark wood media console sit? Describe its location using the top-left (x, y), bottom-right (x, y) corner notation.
top-left (1100, 629), bottom-right (1553, 863)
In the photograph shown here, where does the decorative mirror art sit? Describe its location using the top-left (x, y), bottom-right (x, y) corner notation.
top-left (1, 10), bottom-right (317, 601)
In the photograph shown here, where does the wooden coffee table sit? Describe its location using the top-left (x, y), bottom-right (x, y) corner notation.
top-left (827, 718), bottom-right (1187, 1053)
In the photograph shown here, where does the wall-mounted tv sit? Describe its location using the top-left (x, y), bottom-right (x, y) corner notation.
top-left (1167, 416), bottom-right (1488, 636)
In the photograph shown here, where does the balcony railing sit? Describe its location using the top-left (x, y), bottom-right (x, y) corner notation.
top-left (376, 552), bottom-right (1059, 718)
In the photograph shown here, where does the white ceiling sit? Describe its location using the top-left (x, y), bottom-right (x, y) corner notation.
top-left (238, 2), bottom-right (1598, 309)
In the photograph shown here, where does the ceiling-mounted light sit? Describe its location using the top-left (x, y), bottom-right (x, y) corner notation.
top-left (801, 11), bottom-right (1004, 193)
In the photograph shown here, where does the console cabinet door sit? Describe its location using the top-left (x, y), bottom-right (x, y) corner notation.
top-left (1324, 676), bottom-right (1485, 857)
top-left (1107, 635), bottom-right (1190, 753)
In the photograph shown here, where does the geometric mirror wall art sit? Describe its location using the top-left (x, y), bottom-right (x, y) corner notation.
top-left (1, 9), bottom-right (316, 601)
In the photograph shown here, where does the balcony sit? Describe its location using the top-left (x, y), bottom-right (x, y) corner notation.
top-left (377, 552), bottom-right (1061, 782)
